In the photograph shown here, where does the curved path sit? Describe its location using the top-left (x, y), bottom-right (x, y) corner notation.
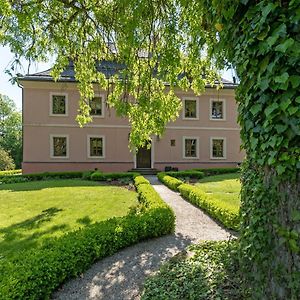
top-left (52, 176), bottom-right (234, 300)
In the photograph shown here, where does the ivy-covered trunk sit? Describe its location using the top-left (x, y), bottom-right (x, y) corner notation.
top-left (210, 1), bottom-right (300, 298)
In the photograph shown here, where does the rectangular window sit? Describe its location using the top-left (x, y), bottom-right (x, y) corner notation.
top-left (88, 135), bottom-right (105, 158)
top-left (51, 136), bottom-right (68, 158)
top-left (211, 138), bottom-right (226, 159)
top-left (184, 138), bottom-right (198, 158)
top-left (183, 99), bottom-right (198, 119)
top-left (90, 96), bottom-right (103, 116)
top-left (210, 100), bottom-right (225, 120)
top-left (51, 94), bottom-right (67, 115)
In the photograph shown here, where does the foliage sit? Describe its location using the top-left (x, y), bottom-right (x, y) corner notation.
top-left (0, 169), bottom-right (21, 176)
top-left (134, 175), bottom-right (150, 186)
top-left (178, 183), bottom-right (240, 231)
top-left (0, 179), bottom-right (138, 259)
top-left (142, 240), bottom-right (248, 300)
top-left (157, 173), bottom-right (184, 191)
top-left (90, 171), bottom-right (139, 181)
top-left (192, 167), bottom-right (240, 176)
top-left (0, 94), bottom-right (22, 168)
top-left (162, 170), bottom-right (205, 180)
top-left (0, 148), bottom-right (15, 171)
top-left (0, 176), bottom-right (175, 299)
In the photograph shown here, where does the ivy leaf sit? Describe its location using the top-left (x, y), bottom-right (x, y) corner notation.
top-left (289, 75), bottom-right (300, 88)
top-left (265, 102), bottom-right (279, 117)
top-left (262, 3), bottom-right (277, 18)
top-left (276, 164), bottom-right (286, 175)
top-left (250, 103), bottom-right (262, 116)
top-left (279, 98), bottom-right (291, 111)
top-left (291, 210), bottom-right (300, 222)
top-left (275, 124), bottom-right (288, 133)
top-left (274, 72), bottom-right (289, 84)
top-left (275, 38), bottom-right (295, 53)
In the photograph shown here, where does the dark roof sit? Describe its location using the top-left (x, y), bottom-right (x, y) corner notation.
top-left (20, 60), bottom-right (237, 89)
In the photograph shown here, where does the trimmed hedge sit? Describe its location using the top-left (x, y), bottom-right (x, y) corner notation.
top-left (0, 169), bottom-right (22, 176)
top-left (178, 184), bottom-right (240, 230)
top-left (134, 175), bottom-right (150, 186)
top-left (191, 167), bottom-right (240, 176)
top-left (90, 171), bottom-right (139, 181)
top-left (0, 176), bottom-right (175, 299)
top-left (164, 170), bottom-right (205, 179)
top-left (157, 173), bottom-right (183, 191)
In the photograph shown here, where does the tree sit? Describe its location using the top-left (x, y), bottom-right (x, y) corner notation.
top-left (1, 0), bottom-right (299, 298)
top-left (0, 94), bottom-right (22, 168)
top-left (0, 148), bottom-right (15, 170)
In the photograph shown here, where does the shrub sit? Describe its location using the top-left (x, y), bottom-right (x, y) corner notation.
top-left (178, 185), bottom-right (240, 230)
top-left (157, 173), bottom-right (183, 191)
top-left (191, 167), bottom-right (240, 176)
top-left (165, 170), bottom-right (204, 180)
top-left (134, 175), bottom-right (150, 186)
top-left (0, 169), bottom-right (22, 176)
top-left (0, 176), bottom-right (175, 299)
top-left (90, 171), bottom-right (139, 181)
top-left (0, 148), bottom-right (15, 171)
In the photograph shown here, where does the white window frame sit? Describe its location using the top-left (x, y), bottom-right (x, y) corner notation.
top-left (210, 137), bottom-right (227, 159)
top-left (209, 98), bottom-right (226, 121)
top-left (90, 94), bottom-right (105, 118)
top-left (183, 136), bottom-right (199, 159)
top-left (87, 135), bottom-right (105, 158)
top-left (182, 97), bottom-right (199, 120)
top-left (49, 92), bottom-right (68, 116)
top-left (50, 134), bottom-right (69, 159)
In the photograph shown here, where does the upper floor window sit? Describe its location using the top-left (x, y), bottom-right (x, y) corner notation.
top-left (211, 138), bottom-right (226, 159)
top-left (50, 135), bottom-right (69, 158)
top-left (50, 93), bottom-right (68, 116)
top-left (183, 137), bottom-right (198, 159)
top-left (90, 95), bottom-right (104, 117)
top-left (183, 98), bottom-right (198, 119)
top-left (88, 135), bottom-right (105, 158)
top-left (210, 99), bottom-right (226, 120)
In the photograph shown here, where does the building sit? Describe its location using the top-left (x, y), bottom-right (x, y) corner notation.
top-left (20, 61), bottom-right (244, 174)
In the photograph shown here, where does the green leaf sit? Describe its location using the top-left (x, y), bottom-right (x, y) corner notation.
top-left (250, 104), bottom-right (262, 116)
top-left (275, 124), bottom-right (287, 133)
top-left (292, 210), bottom-right (300, 222)
top-left (274, 72), bottom-right (289, 84)
top-left (265, 102), bottom-right (279, 117)
top-left (289, 75), bottom-right (300, 88)
top-left (288, 106), bottom-right (298, 115)
top-left (275, 38), bottom-right (295, 53)
top-left (262, 3), bottom-right (276, 18)
top-left (279, 98), bottom-right (291, 111)
top-left (276, 165), bottom-right (286, 175)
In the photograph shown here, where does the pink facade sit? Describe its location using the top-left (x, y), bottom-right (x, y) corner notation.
top-left (21, 80), bottom-right (244, 174)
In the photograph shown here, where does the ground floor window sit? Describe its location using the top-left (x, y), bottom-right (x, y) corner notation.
top-left (211, 138), bottom-right (226, 159)
top-left (88, 136), bottom-right (105, 158)
top-left (183, 137), bottom-right (198, 158)
top-left (50, 135), bottom-right (68, 158)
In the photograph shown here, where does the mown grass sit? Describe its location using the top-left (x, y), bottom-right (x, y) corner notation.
top-left (0, 179), bottom-right (138, 259)
top-left (195, 173), bottom-right (241, 211)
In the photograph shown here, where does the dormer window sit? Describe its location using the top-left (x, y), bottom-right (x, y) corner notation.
top-left (90, 95), bottom-right (104, 117)
top-left (183, 98), bottom-right (198, 120)
top-left (50, 93), bottom-right (68, 116)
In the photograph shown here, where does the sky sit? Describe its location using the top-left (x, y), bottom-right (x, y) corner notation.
top-left (0, 45), bottom-right (235, 111)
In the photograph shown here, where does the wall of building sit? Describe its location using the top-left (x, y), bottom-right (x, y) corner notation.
top-left (21, 81), bottom-right (244, 174)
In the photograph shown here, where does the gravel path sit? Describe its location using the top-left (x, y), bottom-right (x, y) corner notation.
top-left (52, 176), bottom-right (234, 300)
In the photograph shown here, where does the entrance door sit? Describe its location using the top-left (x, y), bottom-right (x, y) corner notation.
top-left (136, 145), bottom-right (151, 168)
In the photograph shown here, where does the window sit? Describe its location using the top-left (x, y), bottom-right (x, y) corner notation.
top-left (183, 137), bottom-right (198, 158)
top-left (50, 135), bottom-right (69, 158)
top-left (183, 98), bottom-right (198, 119)
top-left (211, 138), bottom-right (226, 159)
top-left (210, 99), bottom-right (225, 120)
top-left (170, 139), bottom-right (176, 146)
top-left (88, 135), bottom-right (105, 158)
top-left (50, 93), bottom-right (68, 115)
top-left (90, 95), bottom-right (104, 116)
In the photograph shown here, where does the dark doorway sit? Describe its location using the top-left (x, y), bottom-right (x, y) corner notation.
top-left (136, 145), bottom-right (151, 168)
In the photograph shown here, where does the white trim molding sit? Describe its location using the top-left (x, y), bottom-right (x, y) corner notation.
top-left (182, 97), bottom-right (199, 120)
top-left (182, 136), bottom-right (199, 159)
top-left (210, 137), bottom-right (227, 159)
top-left (209, 98), bottom-right (226, 121)
top-left (90, 93), bottom-right (105, 118)
top-left (50, 134), bottom-right (69, 159)
top-left (49, 92), bottom-right (69, 117)
top-left (87, 135), bottom-right (105, 159)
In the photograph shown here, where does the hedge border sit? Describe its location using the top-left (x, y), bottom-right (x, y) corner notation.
top-left (0, 176), bottom-right (175, 299)
top-left (157, 168), bottom-right (240, 230)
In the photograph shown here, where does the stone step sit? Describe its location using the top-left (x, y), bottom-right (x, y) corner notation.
top-left (129, 168), bottom-right (159, 175)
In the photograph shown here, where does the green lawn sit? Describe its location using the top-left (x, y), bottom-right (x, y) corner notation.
top-left (195, 173), bottom-right (241, 210)
top-left (0, 179), bottom-right (138, 259)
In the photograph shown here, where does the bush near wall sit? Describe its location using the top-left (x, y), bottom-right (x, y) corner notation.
top-left (157, 173), bottom-right (184, 191)
top-left (0, 169), bottom-right (22, 176)
top-left (0, 176), bottom-right (175, 299)
top-left (90, 171), bottom-right (139, 181)
top-left (191, 167), bottom-right (240, 176)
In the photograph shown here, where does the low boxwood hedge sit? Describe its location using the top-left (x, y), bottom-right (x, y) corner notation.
top-left (157, 173), bottom-right (183, 191)
top-left (134, 175), bottom-right (150, 186)
top-left (90, 171), bottom-right (139, 181)
top-left (164, 170), bottom-right (205, 179)
top-left (0, 176), bottom-right (175, 299)
top-left (178, 184), bottom-right (240, 230)
top-left (0, 169), bottom-right (22, 176)
top-left (191, 167), bottom-right (240, 176)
